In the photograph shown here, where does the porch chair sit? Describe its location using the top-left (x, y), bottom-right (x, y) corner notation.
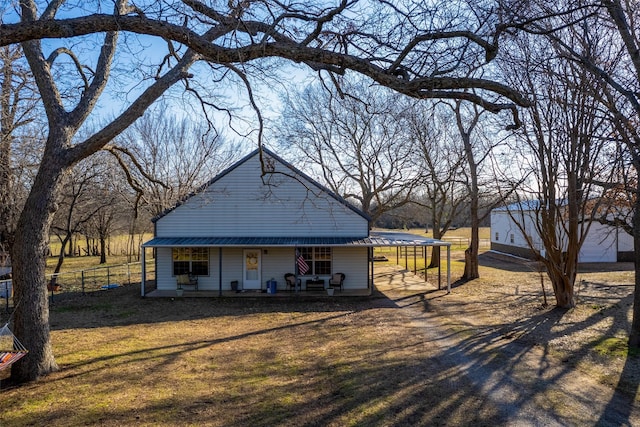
top-left (284, 273), bottom-right (300, 292)
top-left (328, 273), bottom-right (345, 292)
top-left (177, 273), bottom-right (198, 291)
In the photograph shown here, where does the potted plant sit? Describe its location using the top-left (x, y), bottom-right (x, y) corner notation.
top-left (176, 283), bottom-right (184, 297)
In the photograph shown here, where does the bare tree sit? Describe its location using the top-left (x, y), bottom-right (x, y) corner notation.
top-left (498, 0), bottom-right (640, 340)
top-left (496, 27), bottom-right (612, 307)
top-left (112, 103), bottom-right (238, 218)
top-left (0, 45), bottom-right (38, 251)
top-left (452, 100), bottom-right (502, 280)
top-left (1, 1), bottom-right (529, 384)
top-left (408, 102), bottom-right (467, 267)
top-left (49, 156), bottom-right (117, 284)
top-left (71, 152), bottom-right (126, 263)
top-left (278, 77), bottom-right (419, 223)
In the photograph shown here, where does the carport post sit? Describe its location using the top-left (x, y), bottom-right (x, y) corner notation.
top-left (447, 245), bottom-right (451, 293)
top-left (405, 247), bottom-right (408, 270)
top-left (141, 247), bottom-right (146, 297)
top-left (413, 246), bottom-right (417, 275)
top-left (423, 246), bottom-right (427, 282)
top-left (438, 248), bottom-right (441, 290)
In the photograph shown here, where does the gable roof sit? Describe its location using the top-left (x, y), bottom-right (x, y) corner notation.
top-left (152, 146), bottom-right (370, 224)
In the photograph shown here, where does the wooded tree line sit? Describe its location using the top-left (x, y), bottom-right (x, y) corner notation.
top-left (1, 0), bottom-right (639, 384)
top-left (0, 83), bottom-right (236, 267)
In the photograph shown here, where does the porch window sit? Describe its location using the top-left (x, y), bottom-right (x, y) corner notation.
top-left (172, 247), bottom-right (209, 276)
top-left (299, 247), bottom-right (332, 275)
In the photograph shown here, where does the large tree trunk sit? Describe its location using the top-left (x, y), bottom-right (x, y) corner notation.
top-left (49, 233), bottom-right (71, 287)
top-left (428, 220), bottom-right (441, 268)
top-left (546, 266), bottom-right (576, 308)
top-left (9, 153), bottom-right (66, 383)
top-left (628, 197), bottom-right (640, 348)
top-left (99, 234), bottom-right (107, 264)
top-left (462, 217), bottom-right (480, 280)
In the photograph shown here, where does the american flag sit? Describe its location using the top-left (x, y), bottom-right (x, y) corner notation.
top-left (297, 252), bottom-right (310, 275)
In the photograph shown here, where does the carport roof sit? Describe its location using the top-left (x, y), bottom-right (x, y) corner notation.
top-left (142, 231), bottom-right (450, 248)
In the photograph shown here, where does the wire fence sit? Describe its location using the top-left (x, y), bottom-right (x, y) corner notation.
top-left (439, 237), bottom-right (491, 248)
top-left (1, 261), bottom-right (156, 313)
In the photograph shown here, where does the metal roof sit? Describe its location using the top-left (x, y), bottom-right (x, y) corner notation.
top-left (142, 231), bottom-right (450, 248)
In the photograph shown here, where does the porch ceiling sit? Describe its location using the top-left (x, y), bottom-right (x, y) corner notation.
top-left (141, 231), bottom-right (450, 248)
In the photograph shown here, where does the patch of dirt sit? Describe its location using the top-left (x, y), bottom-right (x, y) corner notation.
top-left (374, 251), bottom-right (640, 425)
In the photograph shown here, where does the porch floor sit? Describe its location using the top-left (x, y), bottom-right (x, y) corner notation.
top-left (144, 265), bottom-right (439, 298)
top-left (145, 288), bottom-right (372, 298)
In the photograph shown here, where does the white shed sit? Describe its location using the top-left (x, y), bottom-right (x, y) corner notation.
top-left (490, 202), bottom-right (633, 263)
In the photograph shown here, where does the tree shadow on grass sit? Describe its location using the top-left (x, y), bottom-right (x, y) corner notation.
top-left (3, 264), bottom-right (639, 426)
top-left (30, 288), bottom-right (636, 426)
top-left (394, 287), bottom-right (640, 425)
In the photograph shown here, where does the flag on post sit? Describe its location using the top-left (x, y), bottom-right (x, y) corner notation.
top-left (297, 251), bottom-right (310, 275)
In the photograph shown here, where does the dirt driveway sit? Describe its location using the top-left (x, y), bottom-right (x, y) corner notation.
top-left (373, 257), bottom-right (640, 426)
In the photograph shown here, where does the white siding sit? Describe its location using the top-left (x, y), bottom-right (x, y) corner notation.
top-left (331, 247), bottom-right (369, 290)
top-left (579, 222), bottom-right (617, 263)
top-left (156, 153), bottom-right (368, 238)
top-left (155, 248), bottom-right (174, 290)
top-left (618, 228), bottom-right (633, 252)
top-left (491, 208), bottom-right (628, 263)
top-left (491, 210), bottom-right (542, 251)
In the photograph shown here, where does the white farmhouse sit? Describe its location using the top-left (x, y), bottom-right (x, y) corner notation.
top-left (491, 202), bottom-right (633, 263)
top-left (141, 148), bottom-right (451, 296)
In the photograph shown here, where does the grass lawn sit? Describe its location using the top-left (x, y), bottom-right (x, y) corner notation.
top-left (1, 242), bottom-right (639, 425)
top-left (2, 288), bottom-right (494, 426)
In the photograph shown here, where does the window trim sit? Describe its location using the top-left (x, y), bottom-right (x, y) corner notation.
top-left (299, 247), bottom-right (332, 276)
top-left (172, 247), bottom-right (209, 276)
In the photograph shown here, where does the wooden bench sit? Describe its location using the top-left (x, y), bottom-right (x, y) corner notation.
top-left (177, 273), bottom-right (198, 291)
top-left (305, 279), bottom-right (325, 291)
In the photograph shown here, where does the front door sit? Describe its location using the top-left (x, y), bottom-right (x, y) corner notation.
top-left (243, 249), bottom-right (261, 289)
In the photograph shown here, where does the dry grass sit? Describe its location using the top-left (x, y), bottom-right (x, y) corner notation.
top-left (1, 249), bottom-right (639, 426)
top-left (1, 293), bottom-right (500, 426)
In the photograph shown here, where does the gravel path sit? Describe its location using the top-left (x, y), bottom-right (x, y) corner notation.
top-left (374, 266), bottom-right (640, 426)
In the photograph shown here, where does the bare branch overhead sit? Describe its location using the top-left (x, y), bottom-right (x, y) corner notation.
top-left (1, 2), bottom-right (531, 126)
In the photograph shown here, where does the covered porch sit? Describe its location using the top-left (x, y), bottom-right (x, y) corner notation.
top-left (140, 231), bottom-right (451, 297)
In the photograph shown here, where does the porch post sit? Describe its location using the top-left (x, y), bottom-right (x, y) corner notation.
top-left (294, 246), bottom-right (299, 293)
top-left (218, 247), bottom-right (223, 297)
top-left (369, 246), bottom-right (374, 291)
top-left (141, 247), bottom-right (146, 297)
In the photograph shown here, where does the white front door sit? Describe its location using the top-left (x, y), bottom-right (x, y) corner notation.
top-left (243, 249), bottom-right (262, 289)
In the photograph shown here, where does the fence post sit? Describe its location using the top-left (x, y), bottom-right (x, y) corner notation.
top-left (81, 270), bottom-right (85, 295)
top-left (107, 266), bottom-right (110, 286)
top-left (127, 263), bottom-right (131, 285)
